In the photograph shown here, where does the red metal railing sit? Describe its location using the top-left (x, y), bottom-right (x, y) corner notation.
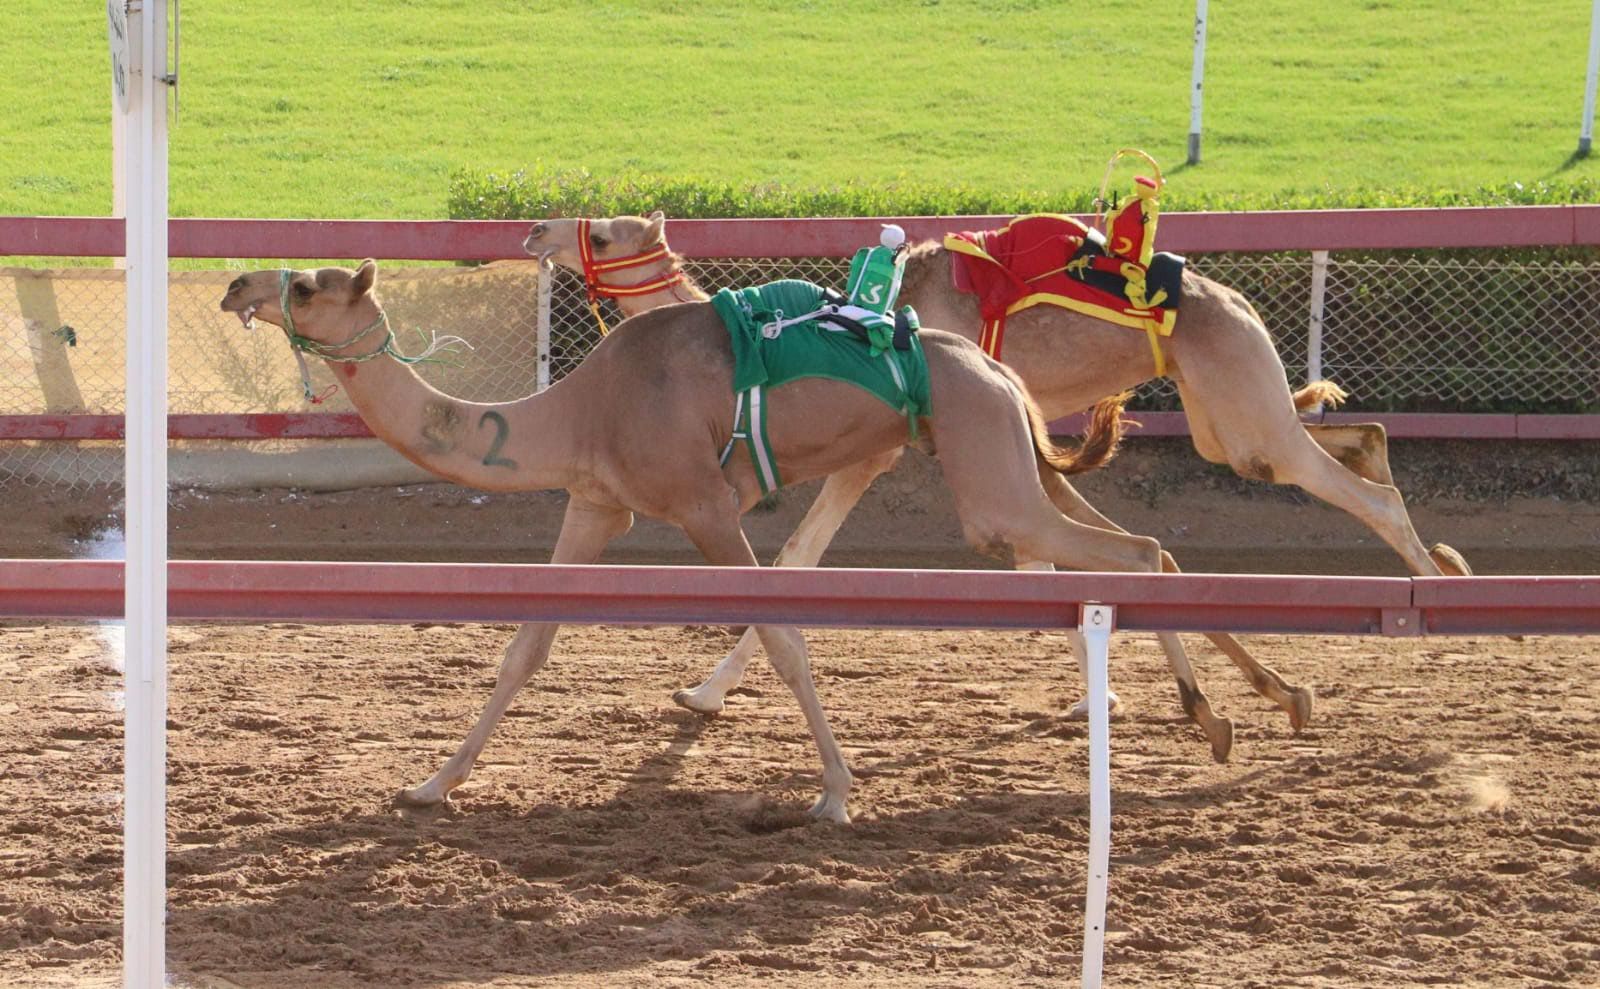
top-left (1, 559), bottom-right (1595, 636)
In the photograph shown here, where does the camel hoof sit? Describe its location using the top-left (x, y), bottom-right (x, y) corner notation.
top-left (1429, 543), bottom-right (1473, 577)
top-left (1065, 691), bottom-right (1124, 722)
top-left (807, 792), bottom-right (851, 825)
top-left (396, 782), bottom-right (450, 808)
top-left (671, 687), bottom-right (724, 716)
top-left (1287, 686), bottom-right (1315, 733)
top-left (1206, 716), bottom-right (1235, 764)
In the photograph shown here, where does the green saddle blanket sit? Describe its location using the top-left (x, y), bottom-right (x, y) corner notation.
top-left (710, 279), bottom-right (933, 494)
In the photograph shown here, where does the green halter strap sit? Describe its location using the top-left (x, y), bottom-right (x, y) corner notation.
top-left (274, 268), bottom-right (470, 403)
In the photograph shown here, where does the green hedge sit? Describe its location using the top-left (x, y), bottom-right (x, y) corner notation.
top-left (448, 165), bottom-right (1600, 220)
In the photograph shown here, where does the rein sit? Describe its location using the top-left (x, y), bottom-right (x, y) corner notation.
top-left (273, 269), bottom-right (470, 403)
top-left (577, 217), bottom-right (689, 335)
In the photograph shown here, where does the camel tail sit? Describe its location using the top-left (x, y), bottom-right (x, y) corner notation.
top-left (1029, 388), bottom-right (1132, 477)
top-left (1294, 380), bottom-right (1347, 410)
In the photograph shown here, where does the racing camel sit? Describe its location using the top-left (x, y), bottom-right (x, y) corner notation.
top-left (522, 212), bottom-right (1468, 746)
top-left (222, 259), bottom-right (1161, 823)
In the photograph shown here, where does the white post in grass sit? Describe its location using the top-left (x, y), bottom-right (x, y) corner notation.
top-left (1077, 603), bottom-right (1115, 989)
top-left (115, 0), bottom-right (170, 985)
top-left (1582, 0), bottom-right (1600, 156)
top-left (1188, 0), bottom-right (1209, 165)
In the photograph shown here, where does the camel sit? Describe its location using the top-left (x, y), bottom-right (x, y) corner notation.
top-left (523, 212), bottom-right (1471, 749)
top-left (220, 259), bottom-right (1165, 823)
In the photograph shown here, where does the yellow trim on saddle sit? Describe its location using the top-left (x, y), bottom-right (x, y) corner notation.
top-left (1004, 292), bottom-right (1175, 377)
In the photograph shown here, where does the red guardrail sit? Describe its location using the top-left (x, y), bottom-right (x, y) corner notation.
top-left (1, 559), bottom-right (1594, 636)
top-left (5, 205), bottom-right (1600, 259)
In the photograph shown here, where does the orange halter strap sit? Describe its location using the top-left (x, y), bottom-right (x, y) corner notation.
top-left (577, 218), bottom-right (688, 335)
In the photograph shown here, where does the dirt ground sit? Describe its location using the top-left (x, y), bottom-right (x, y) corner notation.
top-left (1, 438), bottom-right (1598, 987)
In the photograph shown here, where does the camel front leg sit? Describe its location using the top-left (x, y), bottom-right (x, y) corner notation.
top-left (398, 497), bottom-right (632, 806)
top-left (679, 501), bottom-right (854, 823)
top-left (672, 449), bottom-right (901, 715)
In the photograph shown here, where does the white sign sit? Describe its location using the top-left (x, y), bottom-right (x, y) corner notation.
top-left (107, 0), bottom-right (129, 113)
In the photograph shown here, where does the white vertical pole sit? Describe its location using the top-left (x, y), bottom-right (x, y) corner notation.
top-left (1188, 0), bottom-right (1208, 165)
top-left (1307, 250), bottom-right (1329, 413)
top-left (122, 0), bottom-right (169, 985)
top-left (536, 259), bottom-right (553, 392)
top-left (1078, 603), bottom-right (1115, 989)
top-left (1582, 0), bottom-right (1600, 156)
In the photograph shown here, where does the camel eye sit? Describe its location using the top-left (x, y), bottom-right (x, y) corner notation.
top-left (292, 281), bottom-right (314, 300)
top-left (590, 233), bottom-right (609, 251)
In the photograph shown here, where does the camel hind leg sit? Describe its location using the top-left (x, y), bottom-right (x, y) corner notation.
top-left (676, 497), bottom-right (854, 823)
top-left (1034, 463), bottom-right (1314, 737)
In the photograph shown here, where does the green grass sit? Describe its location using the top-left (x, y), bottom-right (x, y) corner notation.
top-left (2, 0), bottom-right (1598, 220)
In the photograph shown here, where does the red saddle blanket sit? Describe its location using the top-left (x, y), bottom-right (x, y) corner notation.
top-left (945, 213), bottom-right (1182, 373)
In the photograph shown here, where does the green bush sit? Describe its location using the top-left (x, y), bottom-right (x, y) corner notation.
top-left (449, 166), bottom-right (1600, 220)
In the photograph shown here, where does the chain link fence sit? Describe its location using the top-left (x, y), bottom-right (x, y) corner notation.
top-left (1, 250), bottom-right (1597, 490)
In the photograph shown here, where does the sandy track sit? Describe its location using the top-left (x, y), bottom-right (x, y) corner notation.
top-left (3, 618), bottom-right (1598, 987)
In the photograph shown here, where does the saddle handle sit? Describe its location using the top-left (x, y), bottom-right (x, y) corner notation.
top-left (1094, 148), bottom-right (1165, 233)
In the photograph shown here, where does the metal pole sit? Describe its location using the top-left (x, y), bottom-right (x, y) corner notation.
top-left (1582, 0), bottom-right (1600, 156)
top-left (1307, 249), bottom-right (1329, 411)
top-left (536, 259), bottom-right (553, 392)
top-left (122, 0), bottom-right (169, 984)
top-left (1188, 0), bottom-right (1208, 165)
top-left (1078, 603), bottom-right (1115, 989)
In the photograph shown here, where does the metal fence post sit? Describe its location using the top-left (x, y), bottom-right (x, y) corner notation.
top-left (1307, 250), bottom-right (1329, 408)
top-left (1188, 0), bottom-right (1209, 165)
top-left (1078, 602), bottom-right (1115, 989)
top-left (535, 259), bottom-right (553, 392)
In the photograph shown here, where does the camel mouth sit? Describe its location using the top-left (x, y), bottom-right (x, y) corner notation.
top-left (236, 304), bottom-right (259, 330)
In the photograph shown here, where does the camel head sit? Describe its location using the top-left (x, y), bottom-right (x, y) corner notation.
top-left (521, 210), bottom-right (666, 270)
top-left (219, 260), bottom-right (381, 345)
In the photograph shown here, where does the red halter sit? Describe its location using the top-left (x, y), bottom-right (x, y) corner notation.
top-left (577, 218), bottom-right (688, 334)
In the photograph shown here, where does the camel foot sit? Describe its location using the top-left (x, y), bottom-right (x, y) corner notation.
top-left (671, 685), bottom-right (726, 716)
top-left (396, 779), bottom-right (453, 808)
top-left (807, 791), bottom-right (851, 825)
top-left (1429, 543), bottom-right (1473, 577)
top-left (1065, 690), bottom-right (1124, 722)
top-left (1286, 686), bottom-right (1316, 734)
top-left (1203, 715), bottom-right (1235, 764)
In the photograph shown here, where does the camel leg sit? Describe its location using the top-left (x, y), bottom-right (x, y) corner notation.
top-left (672, 449), bottom-right (902, 715)
top-left (398, 497), bottom-right (632, 806)
top-left (1036, 465), bottom-right (1314, 734)
top-left (1179, 371), bottom-right (1470, 577)
top-left (1304, 422), bottom-right (1394, 485)
top-left (678, 499), bottom-right (854, 824)
top-left (926, 378), bottom-right (1234, 762)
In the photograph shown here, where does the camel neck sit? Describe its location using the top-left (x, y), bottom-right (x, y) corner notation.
top-left (327, 348), bottom-right (585, 493)
top-left (610, 268), bottom-right (709, 317)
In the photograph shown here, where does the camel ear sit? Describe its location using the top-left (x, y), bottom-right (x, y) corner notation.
top-left (642, 210), bottom-right (665, 246)
top-left (351, 259), bottom-right (377, 296)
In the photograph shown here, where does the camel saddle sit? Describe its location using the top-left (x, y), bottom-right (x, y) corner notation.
top-left (710, 279), bottom-right (932, 495)
top-left (945, 213), bottom-right (1185, 375)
